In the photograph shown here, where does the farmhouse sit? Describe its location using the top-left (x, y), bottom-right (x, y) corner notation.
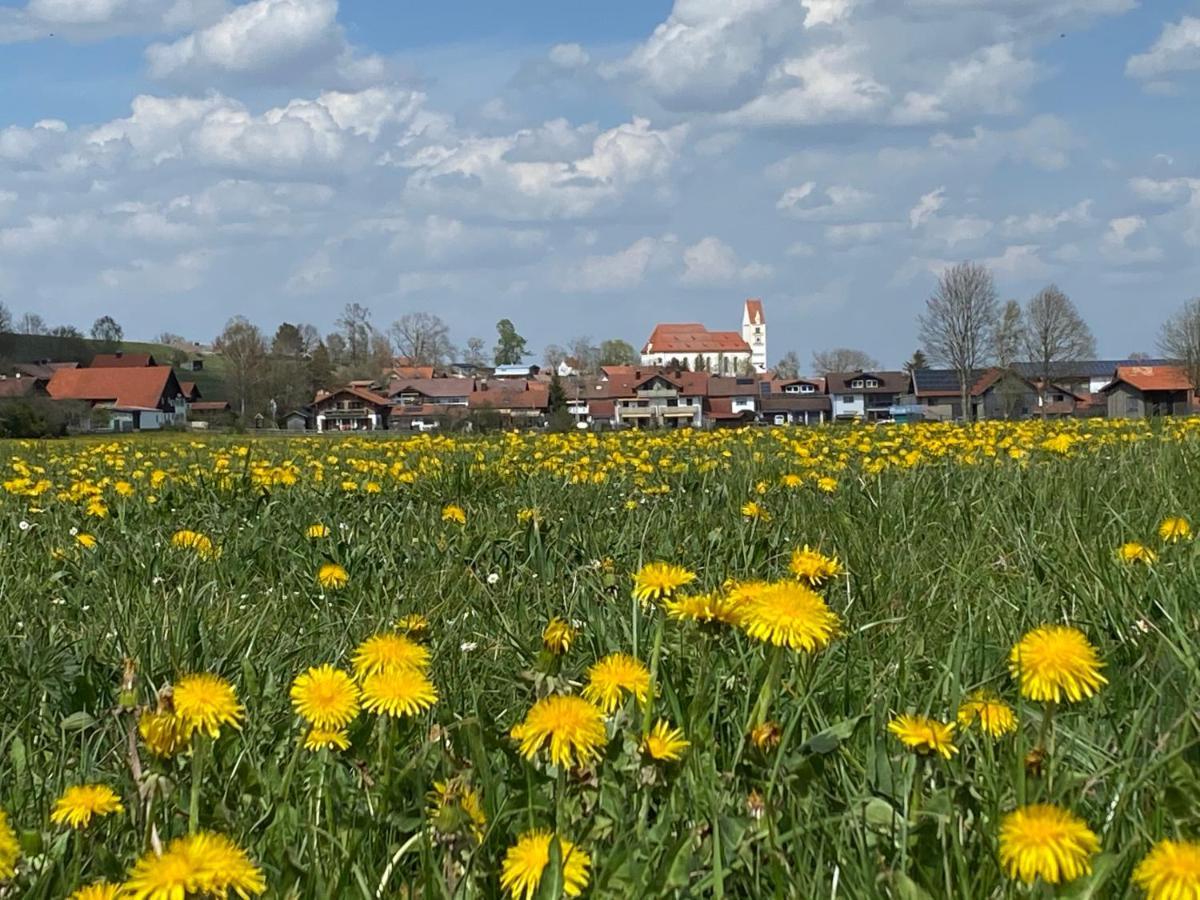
top-left (1100, 365), bottom-right (1195, 418)
top-left (46, 365), bottom-right (186, 430)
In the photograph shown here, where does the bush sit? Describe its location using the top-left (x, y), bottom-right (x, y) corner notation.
top-left (0, 397), bottom-right (69, 437)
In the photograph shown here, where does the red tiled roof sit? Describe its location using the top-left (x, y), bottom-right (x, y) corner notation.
top-left (90, 353), bottom-right (157, 368)
top-left (389, 365), bottom-right (436, 380)
top-left (179, 381), bottom-right (202, 400)
top-left (744, 298), bottom-right (765, 325)
top-left (47, 366), bottom-right (179, 409)
top-left (469, 383), bottom-right (549, 410)
top-left (314, 386), bottom-right (392, 407)
top-left (1105, 365), bottom-right (1193, 392)
top-left (642, 324), bottom-right (751, 355)
top-left (707, 397), bottom-right (747, 419)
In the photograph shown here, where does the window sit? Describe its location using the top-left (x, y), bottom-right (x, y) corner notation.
top-left (851, 379), bottom-right (864, 389)
top-left (1126, 396), bottom-right (1139, 415)
top-left (840, 394), bottom-right (855, 403)
top-left (865, 378), bottom-right (879, 388)
top-left (800, 384), bottom-right (815, 394)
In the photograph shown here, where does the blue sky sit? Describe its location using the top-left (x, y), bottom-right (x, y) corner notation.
top-left (2, 0), bottom-right (1200, 368)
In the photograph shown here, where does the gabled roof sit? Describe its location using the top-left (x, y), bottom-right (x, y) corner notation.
top-left (1100, 365), bottom-right (1192, 393)
top-left (314, 385), bottom-right (392, 407)
top-left (179, 381), bottom-right (202, 401)
top-left (1012, 359), bottom-right (1173, 380)
top-left (826, 370), bottom-right (910, 394)
top-left (0, 378), bottom-right (43, 398)
top-left (90, 352), bottom-right (157, 368)
top-left (388, 378), bottom-right (475, 398)
top-left (642, 323), bottom-right (751, 355)
top-left (469, 382), bottom-right (549, 410)
top-left (388, 365), bottom-right (436, 380)
top-left (744, 298), bottom-right (765, 325)
top-left (707, 376), bottom-right (761, 397)
top-left (47, 365), bottom-right (180, 409)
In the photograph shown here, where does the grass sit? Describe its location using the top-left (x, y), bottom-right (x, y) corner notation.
top-left (1, 421), bottom-right (1198, 898)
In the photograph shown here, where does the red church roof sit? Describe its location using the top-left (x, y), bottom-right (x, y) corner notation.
top-left (642, 323), bottom-right (750, 355)
top-left (744, 298), bottom-right (765, 325)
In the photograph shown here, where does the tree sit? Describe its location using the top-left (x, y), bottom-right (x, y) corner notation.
top-left (90, 315), bottom-right (124, 351)
top-left (214, 316), bottom-right (267, 419)
top-left (1022, 285), bottom-right (1096, 415)
top-left (272, 322), bottom-right (306, 357)
top-left (298, 324), bottom-right (320, 354)
top-left (774, 351), bottom-right (802, 380)
top-left (547, 372), bottom-right (572, 432)
top-left (598, 338), bottom-right (637, 367)
top-left (918, 261), bottom-right (999, 421)
top-left (464, 337), bottom-right (488, 367)
top-left (494, 319), bottom-right (527, 365)
top-left (50, 325), bottom-right (84, 339)
top-left (389, 312), bottom-right (454, 367)
top-left (1127, 350), bottom-right (1151, 362)
top-left (17, 313), bottom-right (46, 335)
top-left (336, 303), bottom-right (373, 364)
top-left (811, 347), bottom-right (879, 374)
top-left (543, 344), bottom-right (568, 369)
top-left (308, 342), bottom-right (334, 390)
top-left (0, 302), bottom-right (11, 332)
top-left (903, 350), bottom-right (928, 375)
top-left (995, 299), bottom-right (1024, 368)
top-left (325, 333), bottom-right (348, 366)
top-left (1158, 297), bottom-right (1200, 391)
top-left (156, 331), bottom-right (187, 346)
top-left (567, 336), bottom-right (600, 374)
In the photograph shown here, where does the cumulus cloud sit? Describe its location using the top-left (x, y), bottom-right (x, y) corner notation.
top-left (909, 188), bottom-right (945, 229)
top-left (1, 0), bottom-right (224, 42)
top-left (1001, 200), bottom-right (1093, 237)
top-left (778, 183), bottom-right (873, 220)
top-left (567, 234), bottom-right (678, 291)
top-left (1127, 16), bottom-right (1200, 83)
top-left (680, 236), bottom-right (772, 284)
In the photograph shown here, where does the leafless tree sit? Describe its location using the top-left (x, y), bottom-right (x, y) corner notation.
top-left (214, 316), bottom-right (267, 418)
top-left (1022, 285), bottom-right (1095, 414)
top-left (17, 312), bottom-right (47, 335)
top-left (336, 303), bottom-right (373, 364)
top-left (463, 337), bottom-right (488, 367)
top-left (811, 347), bottom-right (879, 375)
top-left (297, 323), bottom-right (320, 354)
top-left (994, 300), bottom-right (1024, 368)
top-left (774, 351), bottom-right (802, 379)
top-left (543, 344), bottom-right (568, 369)
top-left (1158, 297), bottom-right (1200, 391)
top-left (0, 302), bottom-right (11, 332)
top-left (918, 261), bottom-right (999, 420)
top-left (388, 312), bottom-right (454, 367)
top-left (567, 336), bottom-right (600, 374)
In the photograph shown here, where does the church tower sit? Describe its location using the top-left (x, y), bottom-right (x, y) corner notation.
top-left (742, 299), bottom-right (766, 373)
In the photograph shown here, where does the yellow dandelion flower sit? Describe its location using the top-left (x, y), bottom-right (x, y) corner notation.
top-left (396, 613), bottom-right (430, 638)
top-left (170, 529), bottom-right (219, 560)
top-left (517, 507), bottom-right (541, 525)
top-left (1133, 839), bottom-right (1200, 900)
top-left (351, 632), bottom-right (430, 678)
top-left (542, 617), bottom-right (576, 655)
top-left (663, 590), bottom-right (747, 627)
top-left (290, 664), bottom-right (360, 730)
top-left (306, 523), bottom-right (330, 539)
top-left (740, 500), bottom-right (770, 521)
top-left (0, 810), bottom-right (18, 881)
top-left (510, 695), bottom-right (607, 769)
top-left (750, 720), bottom-right (781, 751)
top-left (631, 562), bottom-right (697, 605)
top-left (738, 580), bottom-right (840, 652)
top-left (138, 709), bottom-right (186, 758)
top-left (428, 779), bottom-right (487, 843)
top-left (887, 714), bottom-right (958, 759)
top-left (1158, 517), bottom-right (1192, 543)
top-left (360, 668), bottom-right (438, 717)
top-left (644, 720), bottom-right (690, 762)
top-left (303, 728), bottom-right (350, 752)
top-left (957, 690), bottom-right (1017, 738)
top-left (441, 504), bottom-right (467, 525)
top-left (999, 804), bottom-right (1099, 885)
top-left (50, 784), bottom-right (124, 829)
top-left (316, 562), bottom-right (349, 589)
top-left (581, 653), bottom-right (650, 713)
top-left (781, 473), bottom-right (803, 488)
top-left (69, 882), bottom-right (121, 900)
top-left (816, 476), bottom-right (838, 493)
top-left (788, 545), bottom-right (845, 588)
top-left (1009, 625), bottom-right (1107, 703)
top-left (500, 830), bottom-right (590, 900)
top-left (172, 673), bottom-right (244, 740)
top-left (74, 533), bottom-right (97, 550)
top-left (123, 831), bottom-right (266, 900)
top-left (1118, 541), bottom-right (1157, 565)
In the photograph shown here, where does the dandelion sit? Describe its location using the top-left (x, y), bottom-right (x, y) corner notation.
top-left (1158, 517), bottom-right (1192, 543)
top-left (441, 504), bottom-right (467, 525)
top-left (957, 690), bottom-right (1018, 738)
top-left (750, 720), bottom-right (782, 750)
top-left (999, 804), bottom-right (1099, 885)
top-left (542, 617), bottom-right (576, 655)
top-left (788, 545), bottom-right (845, 588)
top-left (172, 673), bottom-right (245, 740)
top-left (138, 708), bottom-right (185, 758)
top-left (74, 533), bottom-right (97, 550)
top-left (1118, 541), bottom-right (1157, 565)
top-left (290, 664), bottom-right (360, 730)
top-left (644, 720), bottom-right (690, 761)
top-left (360, 668), bottom-right (439, 717)
top-left (500, 830), bottom-right (590, 900)
top-left (581, 653), bottom-right (650, 713)
top-left (887, 714), bottom-right (958, 759)
top-left (817, 476), bottom-right (838, 493)
top-left (170, 529), bottom-right (218, 560)
top-left (1009, 625), bottom-right (1107, 703)
top-left (0, 810), bottom-right (18, 881)
top-left (69, 882), bottom-right (121, 900)
top-left (123, 831), bottom-right (266, 899)
top-left (631, 562), bottom-right (697, 605)
top-left (304, 728), bottom-right (350, 752)
top-left (738, 581), bottom-right (840, 652)
top-left (663, 591), bottom-right (747, 627)
top-left (428, 779), bottom-right (487, 843)
top-left (510, 695), bottom-right (608, 768)
top-left (1133, 839), bottom-right (1200, 900)
top-left (740, 500), bottom-right (770, 521)
top-left (50, 784), bottom-right (124, 829)
top-left (306, 523), bottom-right (330, 539)
top-left (351, 632), bottom-right (430, 677)
top-left (781, 473), bottom-right (803, 488)
top-left (396, 613), bottom-right (430, 638)
top-left (317, 562), bottom-right (349, 589)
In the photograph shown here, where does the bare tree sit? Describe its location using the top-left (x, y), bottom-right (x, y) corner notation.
top-left (297, 323), bottom-right (320, 354)
top-left (994, 300), bottom-right (1024, 368)
top-left (388, 312), bottom-right (454, 367)
top-left (1022, 285), bottom-right (1096, 414)
top-left (17, 312), bottom-right (47, 335)
top-left (918, 261), bottom-right (999, 420)
top-left (598, 338), bottom-right (637, 367)
top-left (567, 336), bottom-right (600, 374)
top-left (1127, 350), bottom-right (1151, 362)
top-left (214, 316), bottom-right (267, 418)
top-left (336, 303), bottom-right (373, 364)
top-left (1159, 297), bottom-right (1200, 391)
top-left (464, 337), bottom-right (488, 367)
top-left (774, 350), bottom-right (802, 379)
top-left (543, 344), bottom-right (568, 369)
top-left (812, 347), bottom-right (879, 375)
top-left (0, 302), bottom-right (11, 332)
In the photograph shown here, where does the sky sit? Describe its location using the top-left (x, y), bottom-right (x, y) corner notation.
top-left (2, 0), bottom-right (1200, 367)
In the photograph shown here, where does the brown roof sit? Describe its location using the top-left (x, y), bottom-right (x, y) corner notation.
top-left (189, 401), bottom-right (231, 412)
top-left (601, 365), bottom-right (639, 379)
top-left (469, 383), bottom-right (549, 410)
top-left (590, 399), bottom-right (616, 417)
top-left (14, 361), bottom-right (77, 380)
top-left (1103, 365), bottom-right (1193, 393)
top-left (744, 298), bottom-right (765, 325)
top-left (706, 376), bottom-right (761, 397)
top-left (90, 353), bottom-right (157, 368)
top-left (388, 378), bottom-right (475, 399)
top-left (389, 364), bottom-right (436, 380)
top-left (179, 381), bottom-right (202, 401)
top-left (761, 395), bottom-right (831, 412)
top-left (825, 371), bottom-right (910, 394)
top-left (707, 398), bottom-right (750, 420)
top-left (642, 323), bottom-right (751, 355)
top-left (47, 366), bottom-right (179, 409)
top-left (314, 386), bottom-right (392, 407)
top-left (0, 378), bottom-right (42, 398)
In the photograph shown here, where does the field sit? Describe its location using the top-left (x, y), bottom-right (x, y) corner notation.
top-left (1, 421), bottom-right (1199, 899)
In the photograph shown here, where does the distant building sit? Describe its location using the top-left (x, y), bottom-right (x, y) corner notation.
top-left (90, 352), bottom-right (158, 368)
top-left (825, 370), bottom-right (910, 421)
top-left (46, 365), bottom-right (186, 430)
top-left (742, 299), bottom-right (767, 373)
top-left (1100, 365), bottom-right (1195, 418)
top-left (641, 300), bottom-right (765, 375)
top-left (312, 387), bottom-right (392, 432)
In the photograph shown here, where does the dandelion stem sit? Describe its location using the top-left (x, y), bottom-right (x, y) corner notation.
top-left (749, 645), bottom-right (785, 730)
top-left (188, 733), bottom-right (207, 834)
top-left (641, 613), bottom-right (666, 738)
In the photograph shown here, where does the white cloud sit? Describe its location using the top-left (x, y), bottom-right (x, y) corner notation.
top-left (569, 234), bottom-right (678, 291)
top-left (1101, 215), bottom-right (1164, 263)
top-left (926, 114), bottom-right (1077, 171)
top-left (548, 42), bottom-right (589, 68)
top-left (1001, 200), bottom-right (1093, 237)
top-left (680, 236), bottom-right (772, 284)
top-left (1, 0), bottom-right (224, 42)
top-left (1106, 215), bottom-right (1145, 245)
top-left (982, 244), bottom-right (1051, 278)
top-left (778, 182), bottom-right (872, 220)
top-left (909, 188), bottom-right (945, 229)
top-left (824, 221), bottom-right (895, 246)
top-left (1127, 16), bottom-right (1200, 81)
top-left (1129, 175), bottom-right (1200, 204)
top-left (802, 0), bottom-right (853, 27)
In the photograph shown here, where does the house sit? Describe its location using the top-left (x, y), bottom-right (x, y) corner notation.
top-left (706, 376), bottom-right (761, 425)
top-left (912, 368), bottom-right (1082, 420)
top-left (0, 376), bottom-right (49, 399)
top-left (46, 365), bottom-right (186, 430)
top-left (281, 408), bottom-right (312, 431)
top-left (1013, 359), bottom-right (1173, 401)
top-left (90, 352), bottom-right (158, 368)
top-left (387, 378), bottom-right (474, 431)
top-left (12, 360), bottom-right (78, 381)
top-left (312, 387), bottom-right (392, 432)
top-left (556, 357), bottom-right (582, 377)
top-left (468, 381), bottom-right (549, 427)
top-left (1100, 366), bottom-right (1195, 418)
top-left (758, 378), bottom-right (830, 425)
top-left (611, 371), bottom-right (704, 429)
top-left (179, 381), bottom-right (202, 403)
top-left (824, 371), bottom-right (910, 421)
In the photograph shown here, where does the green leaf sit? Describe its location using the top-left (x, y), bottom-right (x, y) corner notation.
top-left (537, 834), bottom-right (565, 900)
top-left (893, 872), bottom-right (934, 900)
top-left (60, 711), bottom-right (97, 732)
top-left (1059, 853), bottom-right (1118, 899)
top-left (803, 715), bottom-right (865, 754)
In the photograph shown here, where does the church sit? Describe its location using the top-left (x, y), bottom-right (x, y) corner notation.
top-left (640, 299), bottom-right (767, 375)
